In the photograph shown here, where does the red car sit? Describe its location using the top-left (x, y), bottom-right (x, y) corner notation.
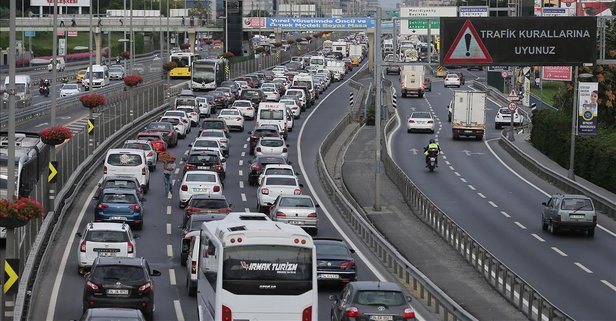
top-left (136, 131), bottom-right (167, 153)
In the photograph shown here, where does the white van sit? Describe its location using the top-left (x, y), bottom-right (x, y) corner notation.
top-left (2, 75), bottom-right (32, 107)
top-left (47, 57), bottom-right (66, 72)
top-left (82, 64), bottom-right (109, 90)
top-left (103, 149), bottom-right (150, 193)
top-left (256, 102), bottom-right (287, 137)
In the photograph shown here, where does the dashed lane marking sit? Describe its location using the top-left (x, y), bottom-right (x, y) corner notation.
top-left (239, 170), bottom-right (243, 176)
top-left (174, 300), bottom-right (185, 321)
top-left (241, 193), bottom-right (247, 202)
top-left (167, 206), bottom-right (172, 215)
top-left (574, 262), bottom-right (593, 273)
top-left (169, 269), bottom-right (176, 285)
top-left (477, 192), bottom-right (486, 198)
top-left (239, 160), bottom-right (243, 166)
top-left (167, 244), bottom-right (173, 257)
top-left (601, 280), bottom-right (616, 292)
top-left (239, 181), bottom-right (244, 189)
top-left (454, 172), bottom-right (461, 177)
top-left (244, 208), bottom-right (250, 213)
top-left (531, 234), bottom-right (545, 242)
top-left (243, 144), bottom-right (247, 149)
top-left (468, 185), bottom-right (476, 190)
top-left (166, 223), bottom-right (171, 235)
top-left (460, 178), bottom-right (467, 183)
top-left (514, 222), bottom-right (527, 229)
top-left (488, 201), bottom-right (498, 208)
top-left (551, 247), bottom-right (568, 257)
top-left (500, 211), bottom-right (511, 218)
top-left (241, 151), bottom-right (245, 157)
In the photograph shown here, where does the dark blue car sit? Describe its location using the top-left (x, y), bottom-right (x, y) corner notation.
top-left (95, 188), bottom-right (144, 230)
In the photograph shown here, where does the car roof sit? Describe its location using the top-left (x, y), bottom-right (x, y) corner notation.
top-left (84, 222), bottom-right (130, 231)
top-left (87, 308), bottom-right (143, 317)
top-left (188, 150), bottom-right (219, 156)
top-left (189, 213), bottom-right (227, 221)
top-left (259, 136), bottom-right (284, 141)
top-left (124, 139), bottom-right (152, 144)
top-left (100, 188), bottom-right (139, 195)
top-left (184, 170), bottom-right (218, 176)
top-left (314, 237), bottom-right (345, 245)
top-left (190, 193), bottom-right (227, 200)
top-left (103, 175), bottom-right (140, 182)
top-left (278, 194), bottom-right (312, 200)
top-left (348, 281), bottom-right (404, 292)
top-left (95, 256), bottom-right (144, 266)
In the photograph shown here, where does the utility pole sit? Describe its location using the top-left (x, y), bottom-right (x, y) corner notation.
top-left (373, 7), bottom-right (382, 211)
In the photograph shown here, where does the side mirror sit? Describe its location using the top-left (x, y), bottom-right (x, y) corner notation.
top-left (228, 203), bottom-right (233, 208)
top-left (151, 269), bottom-right (162, 277)
top-left (84, 271), bottom-right (91, 278)
top-left (315, 204), bottom-right (320, 208)
top-left (140, 197), bottom-right (147, 202)
top-left (288, 161), bottom-right (292, 165)
top-left (299, 183), bottom-right (304, 188)
top-left (221, 158), bottom-right (226, 163)
top-left (328, 294), bottom-right (338, 301)
top-left (286, 144), bottom-right (290, 147)
top-left (349, 248), bottom-right (356, 254)
top-left (296, 172), bottom-right (301, 176)
top-left (406, 295), bottom-right (413, 302)
top-left (266, 202), bottom-right (272, 206)
top-left (541, 202), bottom-right (547, 206)
top-left (75, 232), bottom-right (82, 238)
top-left (188, 144), bottom-right (193, 147)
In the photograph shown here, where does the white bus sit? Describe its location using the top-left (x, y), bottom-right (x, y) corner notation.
top-left (197, 212), bottom-right (317, 321)
top-left (191, 59), bottom-right (226, 91)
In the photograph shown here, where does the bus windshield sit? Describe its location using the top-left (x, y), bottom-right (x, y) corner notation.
top-left (172, 56), bottom-right (190, 67)
top-left (192, 65), bottom-right (215, 84)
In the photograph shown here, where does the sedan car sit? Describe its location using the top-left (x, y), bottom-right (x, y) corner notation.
top-left (249, 126), bottom-right (280, 155)
top-left (188, 137), bottom-right (224, 154)
top-left (254, 136), bottom-right (289, 159)
top-left (262, 87), bottom-right (281, 102)
top-left (231, 100), bottom-right (256, 120)
top-left (176, 106), bottom-right (200, 127)
top-left (183, 150), bottom-right (226, 180)
top-left (269, 195), bottom-right (319, 234)
top-left (59, 83), bottom-right (81, 97)
top-left (136, 132), bottom-right (167, 154)
top-left (199, 129), bottom-right (229, 157)
top-left (407, 112), bottom-right (435, 133)
top-left (280, 99), bottom-right (301, 119)
top-left (94, 188), bottom-right (144, 229)
top-left (314, 238), bottom-right (356, 284)
top-left (494, 107), bottom-right (524, 129)
top-left (217, 108), bottom-right (245, 132)
top-left (256, 175), bottom-right (303, 213)
top-left (248, 155), bottom-right (289, 186)
top-left (195, 96), bottom-right (213, 118)
top-left (329, 281), bottom-right (415, 321)
top-left (239, 88), bottom-right (265, 106)
top-left (444, 73), bottom-right (461, 88)
top-left (257, 164), bottom-right (298, 186)
top-left (160, 116), bottom-right (189, 139)
top-left (178, 171), bottom-right (223, 208)
top-left (144, 122), bottom-right (178, 147)
top-left (183, 194), bottom-right (232, 226)
top-left (108, 65), bottom-right (125, 80)
top-left (163, 110), bottom-right (192, 132)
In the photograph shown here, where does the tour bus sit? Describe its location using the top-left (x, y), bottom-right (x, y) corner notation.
top-left (197, 212), bottom-right (317, 321)
top-left (191, 58), bottom-right (226, 91)
top-left (0, 132), bottom-right (50, 200)
top-left (169, 52), bottom-right (200, 78)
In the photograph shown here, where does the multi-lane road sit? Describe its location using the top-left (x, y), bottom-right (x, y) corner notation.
top-left (387, 69), bottom-right (616, 320)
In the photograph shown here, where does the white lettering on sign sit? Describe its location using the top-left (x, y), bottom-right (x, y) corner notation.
top-left (240, 261), bottom-right (299, 274)
top-left (479, 29), bottom-right (591, 39)
top-left (480, 30), bottom-right (517, 38)
top-left (514, 46), bottom-right (556, 55)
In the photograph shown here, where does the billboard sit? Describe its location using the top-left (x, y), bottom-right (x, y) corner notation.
top-left (242, 17), bottom-right (265, 29)
top-left (30, 0), bottom-right (91, 6)
top-left (459, 6), bottom-right (489, 17)
top-left (542, 66), bottom-right (572, 81)
top-left (576, 1), bottom-right (613, 16)
top-left (400, 6), bottom-right (456, 35)
top-left (400, 6), bottom-right (457, 17)
top-left (577, 82), bottom-right (599, 136)
top-left (440, 17), bottom-right (597, 66)
top-left (265, 17), bottom-right (374, 29)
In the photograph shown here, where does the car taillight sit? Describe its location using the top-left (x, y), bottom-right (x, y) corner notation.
top-left (261, 188), bottom-right (269, 195)
top-left (185, 164), bottom-right (195, 171)
top-left (128, 241), bottom-right (134, 254)
top-left (85, 280), bottom-right (99, 292)
top-left (302, 306), bottom-right (312, 321)
top-left (403, 308), bottom-right (416, 319)
top-left (593, 215), bottom-right (597, 224)
top-left (294, 188), bottom-right (301, 195)
top-left (256, 147), bottom-right (261, 152)
top-left (345, 307), bottom-right (360, 317)
top-left (251, 164), bottom-right (262, 171)
top-left (340, 261), bottom-right (355, 269)
top-left (282, 148), bottom-right (288, 153)
top-left (96, 204), bottom-right (109, 209)
top-left (222, 305), bottom-right (232, 321)
top-left (186, 207), bottom-right (200, 214)
top-left (220, 139), bottom-right (228, 144)
top-left (129, 204), bottom-right (141, 211)
top-left (191, 260), bottom-right (197, 274)
top-left (138, 281), bottom-right (152, 293)
top-left (167, 132), bottom-right (174, 136)
top-left (148, 151), bottom-right (154, 157)
top-left (409, 120), bottom-right (415, 123)
top-left (215, 165), bottom-right (223, 171)
top-left (213, 185), bottom-right (221, 192)
top-left (103, 166), bottom-right (107, 174)
top-left (181, 184), bottom-right (188, 191)
top-left (427, 120), bottom-right (434, 124)
top-left (307, 213), bottom-right (317, 218)
top-left (276, 211), bottom-right (286, 217)
top-left (80, 240), bottom-right (87, 252)
top-left (236, 117), bottom-right (242, 121)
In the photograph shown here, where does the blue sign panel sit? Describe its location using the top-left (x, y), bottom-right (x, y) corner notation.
top-left (266, 17), bottom-right (375, 29)
top-left (25, 31), bottom-right (36, 37)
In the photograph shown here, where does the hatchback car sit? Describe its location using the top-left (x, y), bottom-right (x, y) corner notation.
top-left (314, 238), bottom-right (357, 284)
top-left (195, 96), bottom-right (213, 118)
top-left (93, 176), bottom-right (144, 202)
top-left (239, 88), bottom-right (265, 105)
top-left (254, 136), bottom-right (289, 159)
top-left (541, 194), bottom-right (597, 236)
top-left (199, 129), bottom-right (229, 157)
top-left (329, 281), bottom-right (415, 321)
top-left (178, 170), bottom-right (223, 208)
top-left (77, 308), bottom-right (146, 321)
top-left (82, 257), bottom-right (161, 320)
top-left (248, 127), bottom-right (280, 155)
top-left (183, 150), bottom-right (226, 180)
top-left (143, 122), bottom-right (177, 147)
top-left (444, 73), bottom-right (461, 88)
top-left (206, 91), bottom-right (228, 109)
top-left (95, 189), bottom-right (144, 229)
top-left (231, 100), bottom-right (256, 119)
top-left (269, 195), bottom-right (319, 234)
top-left (60, 83), bottom-right (81, 97)
top-left (407, 112), bottom-right (435, 133)
top-left (248, 155), bottom-right (289, 186)
top-left (188, 137), bottom-right (224, 155)
top-left (76, 222), bottom-right (137, 275)
top-left (494, 107), bottom-right (524, 129)
top-left (122, 140), bottom-right (157, 172)
top-left (217, 108), bottom-right (245, 132)
top-left (256, 175), bottom-right (303, 213)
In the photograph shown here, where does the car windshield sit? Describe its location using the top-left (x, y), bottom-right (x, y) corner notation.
top-left (107, 154), bottom-right (142, 166)
top-left (90, 265), bottom-right (146, 283)
top-left (62, 84), bottom-right (78, 90)
top-left (411, 112), bottom-right (431, 119)
top-left (123, 143), bottom-right (150, 150)
top-left (354, 290), bottom-right (406, 306)
top-left (265, 177), bottom-right (296, 186)
top-left (279, 197), bottom-right (313, 208)
top-left (102, 193), bottom-right (138, 203)
top-left (561, 198), bottom-right (593, 211)
top-left (104, 180), bottom-right (138, 190)
top-left (86, 230), bottom-right (129, 242)
top-left (261, 139), bottom-right (284, 147)
top-left (176, 99), bottom-right (196, 107)
top-left (186, 173), bottom-right (217, 182)
top-left (316, 243), bottom-right (348, 256)
top-left (166, 111), bottom-right (185, 117)
top-left (109, 67), bottom-right (123, 72)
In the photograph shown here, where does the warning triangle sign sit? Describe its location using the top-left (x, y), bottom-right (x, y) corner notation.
top-left (443, 20), bottom-right (492, 64)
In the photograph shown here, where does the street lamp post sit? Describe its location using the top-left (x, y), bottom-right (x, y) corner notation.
top-left (568, 66), bottom-right (594, 180)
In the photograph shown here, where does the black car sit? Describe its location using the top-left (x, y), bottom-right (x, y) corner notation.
top-left (143, 122), bottom-right (178, 147)
top-left (83, 257), bottom-right (161, 320)
top-left (248, 126), bottom-right (281, 155)
top-left (247, 155), bottom-right (289, 186)
top-left (329, 281), bottom-right (415, 321)
top-left (240, 89), bottom-right (265, 106)
top-left (180, 213), bottom-right (226, 264)
top-left (183, 150), bottom-right (226, 180)
top-left (77, 308), bottom-right (146, 321)
top-left (206, 91), bottom-right (227, 109)
top-left (93, 176), bottom-right (144, 201)
top-left (200, 119), bottom-right (230, 136)
top-left (183, 194), bottom-right (232, 226)
top-left (220, 80), bottom-right (240, 98)
top-left (314, 238), bottom-right (357, 284)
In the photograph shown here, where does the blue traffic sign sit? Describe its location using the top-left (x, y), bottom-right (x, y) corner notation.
top-left (25, 31), bottom-right (36, 37)
top-left (266, 17), bottom-right (374, 29)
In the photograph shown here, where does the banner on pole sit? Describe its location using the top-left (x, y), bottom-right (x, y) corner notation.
top-left (577, 82), bottom-right (598, 136)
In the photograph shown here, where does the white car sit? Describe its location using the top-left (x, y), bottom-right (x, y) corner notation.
top-left (407, 111), bottom-right (435, 133)
top-left (76, 222), bottom-right (137, 274)
top-left (494, 107), bottom-right (524, 129)
top-left (273, 78), bottom-right (290, 90)
top-left (177, 106), bottom-right (200, 127)
top-left (235, 80), bottom-right (249, 90)
top-left (178, 171), bottom-right (223, 208)
top-left (160, 116), bottom-right (189, 138)
top-left (189, 137), bottom-right (224, 155)
top-left (199, 129), bottom-right (229, 156)
top-left (59, 83), bottom-right (81, 97)
top-left (195, 96), bottom-right (213, 118)
top-left (122, 139), bottom-right (158, 172)
top-left (255, 137), bottom-right (289, 159)
top-left (331, 71), bottom-right (343, 81)
top-left (256, 175), bottom-right (303, 213)
top-left (444, 73), bottom-right (461, 88)
top-left (217, 108), bottom-right (245, 131)
top-left (258, 164), bottom-right (298, 186)
top-left (262, 87), bottom-right (281, 102)
top-left (285, 107), bottom-right (294, 132)
top-left (280, 99), bottom-right (301, 119)
top-left (231, 100), bottom-right (256, 119)
top-left (163, 110), bottom-right (192, 132)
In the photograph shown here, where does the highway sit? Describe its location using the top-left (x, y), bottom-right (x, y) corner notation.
top-left (387, 68), bottom-right (616, 320)
top-left (27, 62), bottom-right (435, 321)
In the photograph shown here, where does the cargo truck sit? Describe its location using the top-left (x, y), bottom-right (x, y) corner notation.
top-left (349, 44), bottom-right (363, 65)
top-left (400, 67), bottom-right (425, 98)
top-left (448, 91), bottom-right (486, 140)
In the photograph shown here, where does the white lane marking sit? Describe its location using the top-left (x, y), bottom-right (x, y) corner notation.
top-left (500, 211), bottom-right (511, 218)
top-left (488, 201), bottom-right (498, 208)
top-left (243, 143), bottom-right (247, 149)
top-left (445, 160), bottom-right (451, 165)
top-left (241, 193), bottom-right (247, 202)
top-left (241, 151), bottom-right (246, 157)
top-left (169, 269), bottom-right (177, 285)
top-left (448, 166), bottom-right (455, 171)
top-left (454, 172), bottom-right (461, 177)
top-left (166, 223), bottom-right (171, 235)
top-left (460, 178), bottom-right (467, 183)
top-left (551, 247), bottom-right (568, 257)
top-left (245, 137), bottom-right (250, 142)
top-left (167, 244), bottom-right (173, 257)
top-left (244, 207), bottom-right (250, 212)
top-left (514, 222), bottom-right (527, 229)
top-left (468, 185), bottom-right (476, 191)
top-left (531, 234), bottom-right (545, 242)
top-left (174, 300), bottom-right (186, 321)
top-left (239, 181), bottom-right (244, 189)
top-left (442, 155), bottom-right (447, 160)
top-left (239, 170), bottom-right (243, 176)
top-left (174, 168), bottom-right (180, 174)
top-left (483, 139), bottom-right (616, 238)
top-left (239, 160), bottom-right (243, 166)
top-left (46, 182), bottom-right (100, 321)
top-left (477, 192), bottom-right (486, 198)
top-left (167, 205), bottom-right (172, 215)
top-left (601, 280), bottom-right (616, 292)
top-left (574, 262), bottom-right (593, 273)
top-left (168, 192), bottom-right (172, 199)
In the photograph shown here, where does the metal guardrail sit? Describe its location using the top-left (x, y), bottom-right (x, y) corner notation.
top-left (381, 114), bottom-right (573, 321)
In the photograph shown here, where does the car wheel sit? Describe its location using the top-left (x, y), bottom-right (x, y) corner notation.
top-left (588, 228), bottom-right (595, 237)
top-left (541, 217), bottom-right (548, 231)
top-left (144, 311), bottom-right (154, 321)
top-left (548, 221), bottom-right (558, 235)
top-left (149, 165), bottom-right (156, 172)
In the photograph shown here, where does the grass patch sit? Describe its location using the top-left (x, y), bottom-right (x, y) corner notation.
top-left (531, 80), bottom-right (563, 107)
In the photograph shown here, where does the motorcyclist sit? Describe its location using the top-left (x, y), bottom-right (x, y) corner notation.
top-left (424, 139), bottom-right (441, 167)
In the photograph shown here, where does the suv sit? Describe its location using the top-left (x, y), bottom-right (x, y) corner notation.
top-left (82, 257), bottom-right (161, 320)
top-left (541, 194), bottom-right (597, 236)
top-left (76, 222), bottom-right (137, 274)
top-left (183, 150), bottom-right (226, 180)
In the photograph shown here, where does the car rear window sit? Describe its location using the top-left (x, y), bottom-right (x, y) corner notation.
top-left (265, 177), bottom-right (296, 186)
top-left (123, 143), bottom-right (149, 150)
top-left (234, 101), bottom-right (252, 107)
top-left (561, 198), bottom-right (593, 211)
top-left (411, 112), bottom-right (431, 119)
top-left (316, 243), bottom-right (348, 256)
top-left (264, 168), bottom-right (293, 176)
top-left (137, 135), bottom-right (161, 141)
top-left (279, 197), bottom-right (313, 208)
top-left (203, 121), bottom-right (225, 129)
top-left (91, 265), bottom-right (146, 283)
top-left (201, 131), bottom-right (224, 138)
top-left (107, 153), bottom-right (143, 166)
top-left (104, 180), bottom-right (138, 190)
top-left (186, 173), bottom-right (217, 182)
top-left (261, 139), bottom-right (284, 147)
top-left (85, 230), bottom-right (129, 242)
top-left (188, 154), bottom-right (219, 164)
top-left (242, 91), bottom-right (260, 98)
top-left (161, 118), bottom-right (179, 125)
top-left (194, 140), bottom-right (218, 148)
top-left (190, 199), bottom-right (229, 209)
top-left (146, 123), bottom-right (171, 131)
top-left (259, 157), bottom-right (286, 165)
top-left (354, 290), bottom-right (406, 306)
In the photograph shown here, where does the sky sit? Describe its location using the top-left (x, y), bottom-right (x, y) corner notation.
top-left (379, 0), bottom-right (400, 10)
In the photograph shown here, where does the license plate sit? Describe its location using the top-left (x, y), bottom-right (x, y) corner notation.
top-left (107, 289), bottom-right (129, 295)
top-left (464, 130), bottom-right (473, 133)
top-left (193, 188), bottom-right (208, 192)
top-left (110, 216), bottom-right (127, 221)
top-left (318, 274), bottom-right (340, 279)
top-left (570, 214), bottom-right (585, 219)
top-left (289, 220), bottom-right (302, 225)
top-left (99, 252), bottom-right (117, 257)
top-left (197, 166), bottom-right (210, 170)
top-left (370, 316), bottom-right (393, 321)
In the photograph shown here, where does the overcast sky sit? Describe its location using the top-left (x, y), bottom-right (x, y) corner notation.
top-left (379, 0), bottom-right (399, 10)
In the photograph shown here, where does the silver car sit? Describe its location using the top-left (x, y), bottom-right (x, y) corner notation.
top-left (254, 137), bottom-right (288, 159)
top-left (108, 66), bottom-right (125, 80)
top-left (269, 194), bottom-right (319, 235)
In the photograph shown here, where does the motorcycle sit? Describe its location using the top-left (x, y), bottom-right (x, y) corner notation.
top-left (39, 85), bottom-right (50, 97)
top-left (425, 148), bottom-right (439, 172)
